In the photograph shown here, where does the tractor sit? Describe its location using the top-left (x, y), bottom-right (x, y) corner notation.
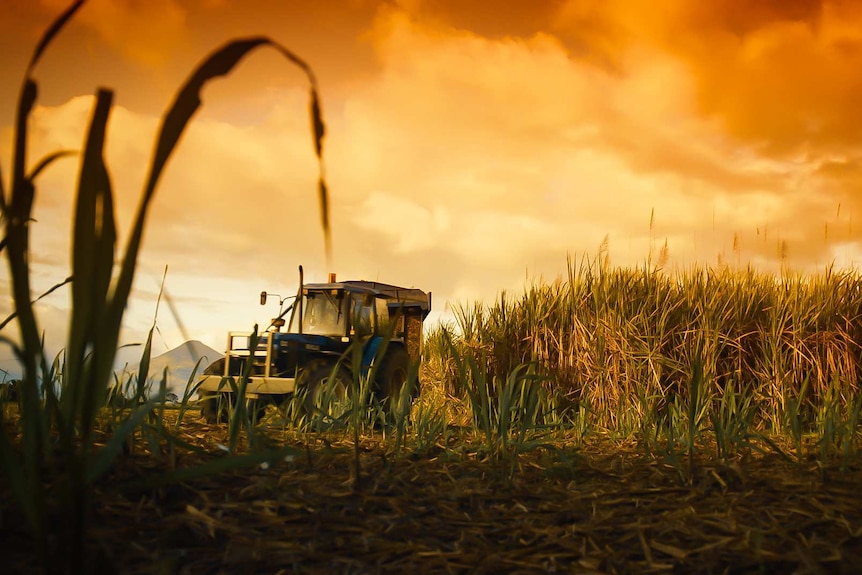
top-left (196, 266), bottom-right (431, 423)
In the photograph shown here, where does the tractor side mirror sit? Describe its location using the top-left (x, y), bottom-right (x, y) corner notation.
top-left (260, 291), bottom-right (267, 305)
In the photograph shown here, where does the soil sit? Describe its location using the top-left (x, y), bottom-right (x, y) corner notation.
top-left (2, 411), bottom-right (862, 574)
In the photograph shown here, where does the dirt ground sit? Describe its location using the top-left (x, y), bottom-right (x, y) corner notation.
top-left (3, 412), bottom-right (862, 574)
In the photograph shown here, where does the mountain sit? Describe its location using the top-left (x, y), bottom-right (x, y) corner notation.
top-left (121, 340), bottom-right (222, 398)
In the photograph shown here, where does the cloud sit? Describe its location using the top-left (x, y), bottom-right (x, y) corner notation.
top-left (40, 0), bottom-right (189, 68)
top-left (348, 6), bottom-right (862, 275)
top-left (558, 0), bottom-right (862, 157)
top-left (9, 0), bottom-right (862, 355)
top-left (26, 89), bottom-right (326, 266)
top-left (353, 192), bottom-right (450, 252)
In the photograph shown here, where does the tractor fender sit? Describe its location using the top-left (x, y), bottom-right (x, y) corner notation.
top-left (361, 336), bottom-right (384, 371)
top-left (361, 337), bottom-right (407, 379)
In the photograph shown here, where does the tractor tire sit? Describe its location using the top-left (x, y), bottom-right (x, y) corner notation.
top-left (245, 397), bottom-right (267, 423)
top-left (273, 393), bottom-right (293, 419)
top-left (302, 361), bottom-right (351, 417)
top-left (376, 346), bottom-right (414, 411)
top-left (200, 391), bottom-right (231, 424)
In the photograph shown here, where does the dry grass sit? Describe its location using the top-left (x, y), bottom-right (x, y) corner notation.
top-left (3, 410), bottom-right (862, 574)
top-left (429, 257), bottom-right (862, 461)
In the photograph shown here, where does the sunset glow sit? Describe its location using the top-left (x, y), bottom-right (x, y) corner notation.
top-left (2, 0), bottom-right (861, 372)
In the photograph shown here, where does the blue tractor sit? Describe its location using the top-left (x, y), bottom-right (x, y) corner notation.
top-left (197, 267), bottom-right (431, 423)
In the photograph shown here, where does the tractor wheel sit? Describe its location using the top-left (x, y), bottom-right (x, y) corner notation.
top-left (376, 346), bottom-right (414, 411)
top-left (302, 361), bottom-right (351, 417)
top-left (245, 397), bottom-right (268, 422)
top-left (200, 391), bottom-right (231, 424)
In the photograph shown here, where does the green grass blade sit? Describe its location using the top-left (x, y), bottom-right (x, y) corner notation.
top-left (0, 156), bottom-right (6, 215)
top-left (174, 357), bottom-right (207, 430)
top-left (143, 38), bottom-right (268, 202)
top-left (0, 406), bottom-right (40, 538)
top-left (25, 0), bottom-right (85, 75)
top-left (13, 81), bottom-right (36, 189)
top-left (27, 150), bottom-right (76, 181)
top-left (106, 36), bottom-right (330, 388)
top-left (135, 328), bottom-right (155, 399)
top-left (0, 276), bottom-right (71, 331)
top-left (85, 401), bottom-right (157, 483)
top-left (66, 88), bottom-right (116, 437)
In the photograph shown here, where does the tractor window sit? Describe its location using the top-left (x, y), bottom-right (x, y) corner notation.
top-left (351, 296), bottom-right (374, 336)
top-left (297, 291), bottom-right (345, 335)
top-left (375, 297), bottom-right (391, 336)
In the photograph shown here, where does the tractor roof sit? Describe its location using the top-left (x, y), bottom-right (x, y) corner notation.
top-left (303, 280), bottom-right (431, 316)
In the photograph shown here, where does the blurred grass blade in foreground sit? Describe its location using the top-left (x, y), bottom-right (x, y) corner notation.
top-left (0, 0), bottom-right (335, 571)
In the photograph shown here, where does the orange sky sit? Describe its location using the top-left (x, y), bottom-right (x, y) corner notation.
top-left (2, 0), bottom-right (862, 369)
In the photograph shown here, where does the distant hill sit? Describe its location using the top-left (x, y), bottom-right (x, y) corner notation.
top-left (121, 340), bottom-right (222, 398)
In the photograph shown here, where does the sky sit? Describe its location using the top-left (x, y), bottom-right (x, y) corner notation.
top-left (2, 0), bottom-right (862, 374)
